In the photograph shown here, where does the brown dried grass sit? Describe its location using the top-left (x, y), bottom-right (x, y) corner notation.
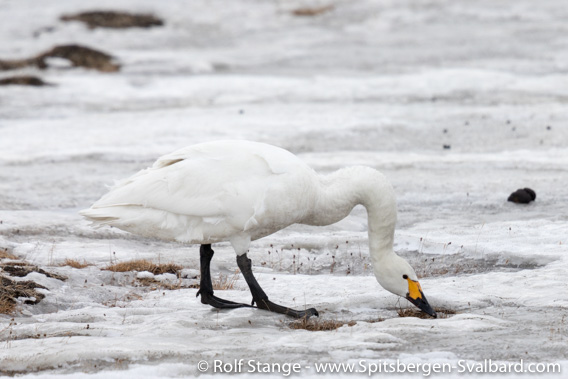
top-left (212, 271), bottom-right (239, 290)
top-left (288, 318), bottom-right (357, 331)
top-left (59, 258), bottom-right (91, 269)
top-left (292, 5), bottom-right (334, 17)
top-left (0, 294), bottom-right (16, 315)
top-left (0, 248), bottom-right (17, 260)
top-left (397, 307), bottom-right (456, 319)
top-left (105, 259), bottom-right (182, 275)
top-left (0, 276), bottom-right (47, 315)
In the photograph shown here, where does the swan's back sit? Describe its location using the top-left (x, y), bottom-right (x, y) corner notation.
top-left (80, 140), bottom-right (318, 244)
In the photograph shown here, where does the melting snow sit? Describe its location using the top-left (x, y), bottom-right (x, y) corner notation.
top-left (1, 0), bottom-right (567, 377)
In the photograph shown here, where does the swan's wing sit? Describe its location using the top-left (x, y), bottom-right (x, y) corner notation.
top-left (80, 141), bottom-right (313, 238)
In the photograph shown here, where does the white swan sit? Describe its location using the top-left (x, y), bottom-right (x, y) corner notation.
top-left (81, 140), bottom-right (436, 318)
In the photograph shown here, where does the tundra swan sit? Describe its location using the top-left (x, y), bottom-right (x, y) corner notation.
top-left (81, 140), bottom-right (436, 318)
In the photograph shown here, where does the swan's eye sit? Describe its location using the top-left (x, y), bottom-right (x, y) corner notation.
top-left (402, 274), bottom-right (408, 279)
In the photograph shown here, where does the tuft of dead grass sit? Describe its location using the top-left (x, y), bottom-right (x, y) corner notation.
top-left (288, 318), bottom-right (357, 331)
top-left (59, 258), bottom-right (91, 269)
top-left (292, 5), bottom-right (334, 17)
top-left (0, 294), bottom-right (16, 315)
top-left (0, 276), bottom-right (47, 315)
top-left (397, 307), bottom-right (456, 319)
top-left (212, 271), bottom-right (240, 290)
top-left (0, 248), bottom-right (18, 260)
top-left (105, 259), bottom-right (182, 275)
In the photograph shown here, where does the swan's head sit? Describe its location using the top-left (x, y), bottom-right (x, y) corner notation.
top-left (374, 254), bottom-right (437, 318)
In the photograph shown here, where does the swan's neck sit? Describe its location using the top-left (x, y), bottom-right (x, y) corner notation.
top-left (306, 166), bottom-right (397, 270)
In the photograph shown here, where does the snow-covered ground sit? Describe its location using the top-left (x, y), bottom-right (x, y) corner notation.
top-left (1, 0), bottom-right (567, 377)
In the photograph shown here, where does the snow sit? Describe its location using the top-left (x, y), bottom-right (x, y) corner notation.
top-left (1, 0), bottom-right (567, 377)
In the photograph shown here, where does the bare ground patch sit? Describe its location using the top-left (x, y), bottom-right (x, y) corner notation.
top-left (287, 318), bottom-right (357, 331)
top-left (0, 276), bottom-right (48, 314)
top-left (0, 44), bottom-right (120, 72)
top-left (292, 5), bottom-right (334, 17)
top-left (105, 259), bottom-right (182, 275)
top-left (135, 277), bottom-right (199, 291)
top-left (0, 263), bottom-right (66, 281)
top-left (104, 259), bottom-right (201, 291)
top-left (0, 76), bottom-right (49, 86)
top-left (61, 11), bottom-right (163, 29)
top-left (397, 307), bottom-right (457, 319)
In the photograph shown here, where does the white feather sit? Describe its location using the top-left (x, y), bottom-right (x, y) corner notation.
top-left (80, 140), bottom-right (317, 250)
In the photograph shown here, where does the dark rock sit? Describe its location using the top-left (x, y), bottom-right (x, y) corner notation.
top-left (523, 188), bottom-right (536, 200)
top-left (508, 188), bottom-right (536, 204)
top-left (60, 11), bottom-right (163, 29)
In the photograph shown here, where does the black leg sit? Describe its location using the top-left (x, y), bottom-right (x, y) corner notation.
top-left (236, 253), bottom-right (319, 319)
top-left (196, 244), bottom-right (252, 309)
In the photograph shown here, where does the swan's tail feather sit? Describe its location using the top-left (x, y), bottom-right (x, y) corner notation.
top-left (79, 205), bottom-right (204, 242)
top-left (79, 208), bottom-right (121, 227)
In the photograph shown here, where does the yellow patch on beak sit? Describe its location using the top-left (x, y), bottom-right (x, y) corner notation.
top-left (406, 278), bottom-right (423, 300)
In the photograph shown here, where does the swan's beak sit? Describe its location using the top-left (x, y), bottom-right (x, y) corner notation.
top-left (405, 278), bottom-right (437, 318)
